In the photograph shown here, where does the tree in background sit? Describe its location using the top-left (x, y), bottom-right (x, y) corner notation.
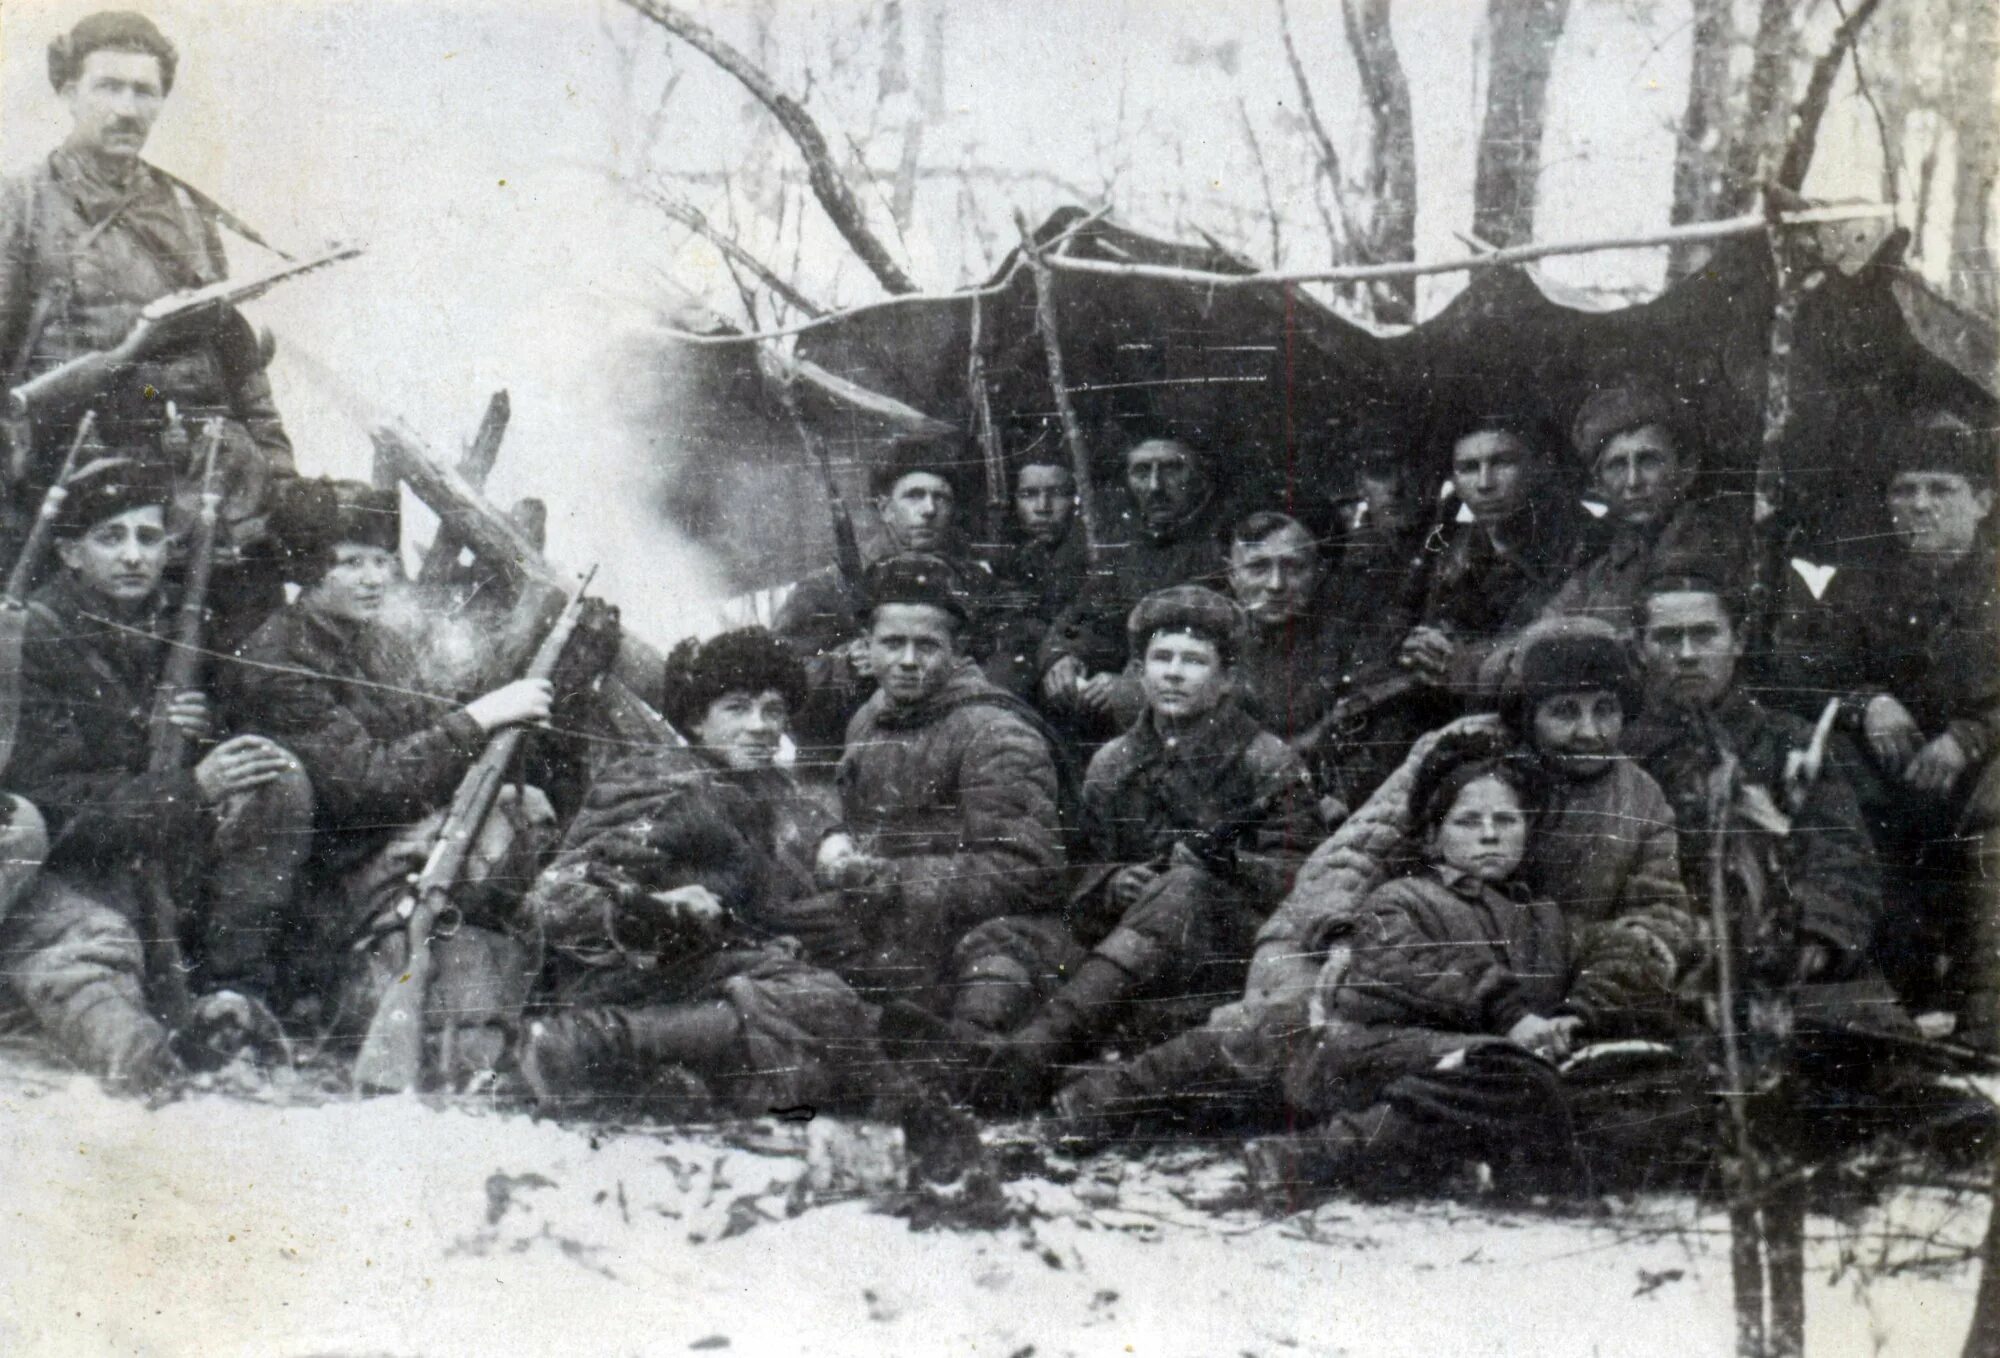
top-left (1472, 0), bottom-right (1570, 248)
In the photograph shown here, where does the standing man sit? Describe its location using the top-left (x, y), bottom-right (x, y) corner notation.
top-left (0, 12), bottom-right (297, 641)
top-left (1039, 434), bottom-right (1222, 740)
top-left (985, 451), bottom-right (1086, 699)
top-left (772, 436), bottom-right (990, 763)
top-left (1789, 411), bottom-right (2000, 1043)
top-left (7, 455), bottom-right (313, 1072)
top-left (1542, 378), bottom-right (1741, 628)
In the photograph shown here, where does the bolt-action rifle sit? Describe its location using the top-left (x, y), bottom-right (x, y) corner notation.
top-left (136, 421), bottom-right (226, 1030)
top-left (0, 411), bottom-right (99, 780)
top-left (353, 566), bottom-right (599, 1095)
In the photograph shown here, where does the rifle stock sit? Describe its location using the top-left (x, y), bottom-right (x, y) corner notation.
top-left (353, 566), bottom-right (599, 1095)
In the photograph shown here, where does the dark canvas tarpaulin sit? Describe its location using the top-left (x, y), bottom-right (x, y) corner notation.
top-left (647, 210), bottom-right (1995, 595)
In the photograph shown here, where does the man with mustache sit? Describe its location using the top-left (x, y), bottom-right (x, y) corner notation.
top-left (1540, 378), bottom-right (1742, 630)
top-left (226, 478), bottom-right (571, 1086)
top-left (3, 455), bottom-right (313, 1088)
top-left (1786, 411), bottom-right (2000, 1046)
top-left (0, 12), bottom-right (297, 645)
top-left (1039, 435), bottom-right (1223, 741)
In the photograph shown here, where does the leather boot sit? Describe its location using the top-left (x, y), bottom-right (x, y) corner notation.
top-left (971, 955), bottom-right (1136, 1114)
top-left (518, 1003), bottom-right (741, 1111)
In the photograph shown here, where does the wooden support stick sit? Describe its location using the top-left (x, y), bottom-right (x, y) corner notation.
top-left (370, 421), bottom-right (676, 743)
top-left (417, 391), bottom-right (511, 584)
top-left (1015, 210), bottom-right (1101, 566)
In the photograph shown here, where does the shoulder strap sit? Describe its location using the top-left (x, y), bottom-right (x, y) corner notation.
top-left (154, 166), bottom-right (292, 261)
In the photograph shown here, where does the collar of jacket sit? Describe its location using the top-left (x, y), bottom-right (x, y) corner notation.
top-left (1132, 484), bottom-right (1216, 548)
top-left (1123, 698), bottom-right (1263, 770)
top-left (869, 658), bottom-right (1006, 732)
top-left (39, 569), bottom-right (169, 639)
top-left (1429, 862), bottom-right (1533, 904)
top-left (50, 143), bottom-right (153, 204)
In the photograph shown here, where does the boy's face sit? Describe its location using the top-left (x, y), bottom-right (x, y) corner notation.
top-left (876, 472), bottom-right (956, 552)
top-left (1227, 524), bottom-right (1321, 627)
top-left (58, 505), bottom-right (168, 607)
top-left (867, 603), bottom-right (960, 706)
top-left (1013, 463), bottom-right (1075, 545)
top-left (1887, 470), bottom-right (1992, 558)
top-left (1430, 774), bottom-right (1529, 883)
top-left (1141, 629), bottom-right (1228, 723)
top-left (694, 688), bottom-right (790, 770)
top-left (1530, 687), bottom-right (1624, 781)
top-left (1451, 430), bottom-right (1536, 525)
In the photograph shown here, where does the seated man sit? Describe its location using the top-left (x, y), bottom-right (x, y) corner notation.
top-left (1039, 435), bottom-right (1223, 741)
top-left (512, 628), bottom-right (887, 1118)
top-left (1785, 411), bottom-right (2000, 1041)
top-left (772, 437), bottom-right (990, 765)
top-left (227, 478), bottom-right (563, 1083)
top-left (1542, 378), bottom-right (1742, 628)
top-left (7, 456), bottom-right (313, 1073)
top-left (1318, 434), bottom-right (1430, 653)
top-left (819, 553), bottom-right (1072, 1033)
top-left (984, 451), bottom-right (1087, 700)
top-left (980, 585), bottom-right (1318, 1108)
top-left (1624, 557), bottom-right (1908, 1040)
top-left (1223, 511), bottom-right (1349, 745)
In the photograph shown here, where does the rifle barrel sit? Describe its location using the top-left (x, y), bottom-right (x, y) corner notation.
top-left (5, 411), bottom-right (98, 604)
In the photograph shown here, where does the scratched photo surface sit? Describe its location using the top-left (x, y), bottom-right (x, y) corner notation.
top-left (0, 2), bottom-right (1995, 1355)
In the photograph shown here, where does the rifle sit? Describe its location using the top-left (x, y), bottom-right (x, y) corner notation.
top-left (764, 353), bottom-right (867, 613)
top-left (135, 421), bottom-right (225, 1030)
top-left (353, 565), bottom-right (599, 1095)
top-left (0, 411), bottom-right (99, 780)
top-left (8, 243), bottom-right (363, 419)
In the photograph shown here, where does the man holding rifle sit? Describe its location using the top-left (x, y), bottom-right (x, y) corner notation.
top-left (3, 455), bottom-right (313, 1085)
top-left (227, 479), bottom-right (579, 1086)
top-left (0, 11), bottom-right (299, 642)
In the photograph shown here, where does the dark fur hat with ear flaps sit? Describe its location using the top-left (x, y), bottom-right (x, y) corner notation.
top-left (662, 627), bottom-right (808, 735)
top-left (268, 477), bottom-right (401, 585)
top-left (52, 455), bottom-right (173, 538)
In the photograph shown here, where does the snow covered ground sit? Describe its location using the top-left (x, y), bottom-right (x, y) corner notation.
top-left (0, 1051), bottom-right (1986, 1358)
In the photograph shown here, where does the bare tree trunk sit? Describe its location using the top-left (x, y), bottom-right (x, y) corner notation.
top-left (1776, 0), bottom-right (1885, 193)
top-left (1669, 0), bottom-right (1735, 279)
top-left (1968, 1146), bottom-right (2000, 1356)
top-left (618, 0), bottom-right (918, 294)
top-left (1948, 0), bottom-right (1999, 317)
top-left (1720, 0), bottom-right (1802, 217)
top-left (1344, 0), bottom-right (1417, 322)
top-left (1471, 0), bottom-right (1569, 248)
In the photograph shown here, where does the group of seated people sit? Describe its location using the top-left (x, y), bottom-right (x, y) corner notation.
top-left (0, 373), bottom-right (1992, 1202)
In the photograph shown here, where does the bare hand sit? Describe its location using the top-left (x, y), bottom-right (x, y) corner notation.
top-left (193, 735), bottom-right (295, 804)
top-left (1505, 1013), bottom-right (1581, 1060)
top-left (1864, 694), bottom-right (1923, 774)
top-left (1903, 731), bottom-right (1970, 795)
top-left (464, 678), bottom-right (554, 733)
top-left (844, 635), bottom-right (874, 679)
top-left (1077, 671), bottom-right (1117, 715)
top-left (165, 690), bottom-right (213, 741)
top-left (818, 847), bottom-right (892, 895)
top-left (636, 882), bottom-right (729, 944)
top-left (1108, 863), bottom-right (1161, 909)
top-left (1041, 655), bottom-right (1085, 708)
top-left (1398, 626), bottom-right (1456, 682)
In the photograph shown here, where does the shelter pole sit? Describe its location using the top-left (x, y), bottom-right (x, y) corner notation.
top-left (1041, 204), bottom-right (1890, 290)
top-left (967, 294), bottom-right (1008, 510)
top-left (1015, 211), bottom-right (1102, 566)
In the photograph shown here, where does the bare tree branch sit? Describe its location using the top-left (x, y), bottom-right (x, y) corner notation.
top-left (617, 0), bottom-right (919, 294)
top-left (1343, 0), bottom-right (1418, 322)
top-left (649, 193), bottom-right (827, 317)
top-left (1775, 0), bottom-right (1885, 192)
top-left (1275, 0), bottom-right (1364, 252)
top-left (1235, 96), bottom-right (1285, 267)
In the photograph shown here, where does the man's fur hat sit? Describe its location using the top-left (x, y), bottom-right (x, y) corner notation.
top-left (1126, 584), bottom-right (1248, 665)
top-left (268, 477), bottom-right (401, 584)
top-left (662, 627), bottom-right (807, 735)
top-left (1569, 378), bottom-right (1692, 464)
top-left (52, 455), bottom-right (172, 537)
top-left (1888, 409), bottom-right (1997, 488)
top-left (864, 551), bottom-right (975, 625)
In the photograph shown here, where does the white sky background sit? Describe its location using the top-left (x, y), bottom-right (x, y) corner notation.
top-left (0, 0), bottom-right (1921, 640)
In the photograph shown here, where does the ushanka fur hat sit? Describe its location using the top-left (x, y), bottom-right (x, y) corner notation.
top-left (268, 477), bottom-right (401, 584)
